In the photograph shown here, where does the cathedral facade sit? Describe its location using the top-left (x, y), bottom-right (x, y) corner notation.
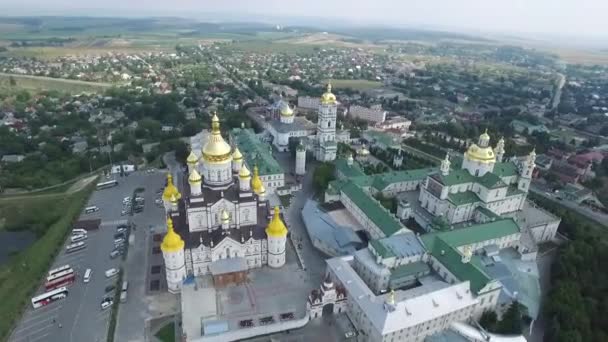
top-left (417, 131), bottom-right (536, 228)
top-left (160, 114), bottom-right (288, 293)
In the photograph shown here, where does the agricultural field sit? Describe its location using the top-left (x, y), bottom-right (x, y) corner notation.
top-left (325, 79), bottom-right (383, 90)
top-left (0, 72), bottom-right (113, 93)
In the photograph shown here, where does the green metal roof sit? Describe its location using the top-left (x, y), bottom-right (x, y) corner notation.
top-left (448, 191), bottom-right (480, 206)
top-left (427, 218), bottom-right (520, 248)
top-left (231, 128), bottom-right (283, 176)
top-left (475, 206), bottom-right (501, 220)
top-left (335, 159), bottom-right (366, 178)
top-left (428, 238), bottom-right (492, 294)
top-left (340, 182), bottom-right (403, 237)
top-left (432, 169), bottom-right (475, 186)
top-left (493, 161), bottom-right (518, 177)
top-left (370, 239), bottom-right (394, 258)
top-left (390, 261), bottom-right (430, 280)
top-left (478, 172), bottom-right (506, 189)
top-left (371, 168), bottom-right (436, 191)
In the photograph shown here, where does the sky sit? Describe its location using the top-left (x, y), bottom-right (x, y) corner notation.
top-left (1, 0), bottom-right (608, 39)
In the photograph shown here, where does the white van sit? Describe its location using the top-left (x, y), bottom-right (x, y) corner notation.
top-left (84, 206), bottom-right (99, 214)
top-left (83, 268), bottom-right (92, 283)
top-left (105, 268), bottom-right (118, 278)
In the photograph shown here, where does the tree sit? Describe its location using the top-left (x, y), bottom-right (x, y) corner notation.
top-left (496, 301), bottom-right (524, 334)
top-left (312, 163), bottom-right (335, 194)
top-left (479, 310), bottom-right (498, 332)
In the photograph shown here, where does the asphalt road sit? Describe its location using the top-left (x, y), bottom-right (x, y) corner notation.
top-left (530, 185), bottom-right (608, 227)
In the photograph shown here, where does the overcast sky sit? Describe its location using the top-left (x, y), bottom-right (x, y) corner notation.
top-left (2, 0), bottom-right (607, 39)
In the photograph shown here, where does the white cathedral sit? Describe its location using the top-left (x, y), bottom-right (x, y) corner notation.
top-left (418, 130), bottom-right (536, 227)
top-left (159, 113), bottom-right (289, 293)
top-left (266, 84), bottom-right (339, 162)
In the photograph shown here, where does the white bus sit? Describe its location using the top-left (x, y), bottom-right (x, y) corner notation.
top-left (83, 268), bottom-right (92, 283)
top-left (66, 241), bottom-right (86, 253)
top-left (48, 264), bottom-right (71, 277)
top-left (72, 229), bottom-right (88, 236)
top-left (70, 234), bottom-right (87, 243)
top-left (96, 180), bottom-right (118, 190)
top-left (31, 287), bottom-right (68, 309)
top-left (84, 206), bottom-right (99, 214)
top-left (45, 268), bottom-right (75, 290)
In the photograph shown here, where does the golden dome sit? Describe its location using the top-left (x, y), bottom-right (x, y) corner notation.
top-left (465, 144), bottom-right (496, 164)
top-left (358, 146), bottom-right (370, 156)
top-left (186, 149), bottom-right (199, 165)
top-left (232, 147), bottom-right (243, 161)
top-left (161, 217), bottom-right (184, 253)
top-left (162, 174), bottom-right (181, 201)
top-left (266, 206), bottom-right (288, 238)
top-left (320, 83), bottom-right (337, 105)
top-left (480, 130), bottom-right (490, 141)
top-left (239, 164), bottom-right (251, 178)
top-left (169, 193), bottom-right (179, 204)
top-left (221, 210), bottom-right (230, 224)
top-left (280, 103), bottom-right (294, 116)
top-left (188, 168), bottom-right (202, 184)
top-left (202, 113), bottom-right (232, 164)
top-left (251, 166), bottom-right (265, 195)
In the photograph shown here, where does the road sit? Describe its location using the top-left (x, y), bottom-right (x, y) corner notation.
top-left (8, 174), bottom-right (139, 342)
top-left (115, 171), bottom-right (179, 342)
top-left (530, 184), bottom-right (608, 227)
top-left (550, 73), bottom-right (566, 111)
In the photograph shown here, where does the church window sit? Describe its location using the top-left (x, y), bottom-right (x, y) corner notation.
top-left (217, 171), bottom-right (221, 180)
top-left (475, 169), bottom-right (480, 176)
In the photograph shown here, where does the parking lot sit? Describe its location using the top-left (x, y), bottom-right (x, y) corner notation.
top-left (9, 170), bottom-right (162, 342)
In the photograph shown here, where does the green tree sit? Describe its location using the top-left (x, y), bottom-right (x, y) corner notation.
top-left (312, 162), bottom-right (335, 194)
top-left (497, 301), bottom-right (524, 334)
top-left (479, 310), bottom-right (498, 332)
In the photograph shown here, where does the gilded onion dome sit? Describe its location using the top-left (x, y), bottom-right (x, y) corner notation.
top-left (162, 174), bottom-right (181, 201)
top-left (202, 113), bottom-right (232, 164)
top-left (280, 102), bottom-right (294, 116)
top-left (161, 217), bottom-right (184, 253)
top-left (232, 147), bottom-right (243, 161)
top-left (251, 165), bottom-right (264, 194)
top-left (465, 131), bottom-right (496, 164)
top-left (186, 149), bottom-right (199, 165)
top-left (239, 164), bottom-right (251, 179)
top-left (188, 168), bottom-right (202, 184)
top-left (266, 206), bottom-right (288, 238)
top-left (169, 193), bottom-right (179, 204)
top-left (320, 83), bottom-right (337, 105)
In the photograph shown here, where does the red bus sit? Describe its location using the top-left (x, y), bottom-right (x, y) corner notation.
top-left (31, 287), bottom-right (68, 309)
top-left (45, 269), bottom-right (75, 290)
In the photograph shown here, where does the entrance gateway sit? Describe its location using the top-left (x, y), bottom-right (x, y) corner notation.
top-left (307, 273), bottom-right (347, 319)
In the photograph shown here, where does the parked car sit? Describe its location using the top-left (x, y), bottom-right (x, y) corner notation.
top-left (101, 299), bottom-right (113, 310)
top-left (105, 284), bottom-right (116, 293)
top-left (110, 250), bottom-right (120, 259)
top-left (105, 268), bottom-right (118, 278)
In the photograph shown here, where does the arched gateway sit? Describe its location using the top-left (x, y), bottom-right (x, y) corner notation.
top-left (307, 273), bottom-right (347, 319)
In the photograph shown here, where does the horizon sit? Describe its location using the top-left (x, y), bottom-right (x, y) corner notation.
top-left (0, 0), bottom-right (607, 45)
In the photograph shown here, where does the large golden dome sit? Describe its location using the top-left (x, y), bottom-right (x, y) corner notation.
top-left (162, 174), bottom-right (181, 201)
top-left (280, 102), bottom-right (294, 116)
top-left (161, 217), bottom-right (184, 253)
top-left (266, 206), bottom-right (288, 238)
top-left (465, 144), bottom-right (496, 164)
top-left (320, 83), bottom-right (337, 105)
top-left (202, 113), bottom-right (232, 164)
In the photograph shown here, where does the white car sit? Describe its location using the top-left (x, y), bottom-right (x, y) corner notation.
top-left (105, 268), bottom-right (118, 278)
top-left (101, 300), bottom-right (113, 310)
top-left (122, 197), bottom-right (131, 204)
top-left (345, 331), bottom-right (355, 338)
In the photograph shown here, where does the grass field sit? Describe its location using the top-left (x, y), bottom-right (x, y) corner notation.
top-left (226, 41), bottom-right (319, 54)
top-left (0, 72), bottom-right (113, 93)
top-left (325, 79), bottom-right (383, 90)
top-left (155, 322), bottom-right (175, 342)
top-left (0, 184), bottom-right (94, 341)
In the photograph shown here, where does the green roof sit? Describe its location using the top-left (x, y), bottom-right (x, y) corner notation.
top-left (341, 182), bottom-right (404, 236)
top-left (428, 238), bottom-right (492, 293)
top-left (493, 161), bottom-right (518, 177)
top-left (424, 218), bottom-right (520, 248)
top-left (390, 261), bottom-right (430, 280)
top-left (335, 159), bottom-right (366, 178)
top-left (478, 172), bottom-right (506, 189)
top-left (432, 169), bottom-right (475, 186)
top-left (475, 206), bottom-right (501, 220)
top-left (231, 128), bottom-right (283, 176)
top-left (371, 168), bottom-right (436, 191)
top-left (448, 191), bottom-right (480, 206)
top-left (370, 239), bottom-right (394, 258)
